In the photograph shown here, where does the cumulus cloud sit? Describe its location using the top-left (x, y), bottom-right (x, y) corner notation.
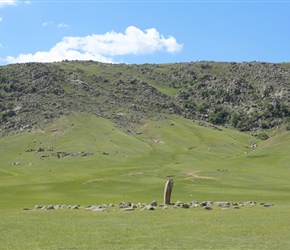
top-left (0, 0), bottom-right (17, 8)
top-left (4, 26), bottom-right (183, 64)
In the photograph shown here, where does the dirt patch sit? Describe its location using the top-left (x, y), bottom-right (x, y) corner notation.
top-left (185, 170), bottom-right (215, 180)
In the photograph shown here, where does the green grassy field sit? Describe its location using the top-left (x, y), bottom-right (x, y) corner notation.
top-left (1, 112), bottom-right (290, 249)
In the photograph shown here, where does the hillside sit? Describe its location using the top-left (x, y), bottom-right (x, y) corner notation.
top-left (1, 60), bottom-right (290, 138)
top-left (1, 111), bottom-right (290, 208)
top-left (1, 61), bottom-right (290, 249)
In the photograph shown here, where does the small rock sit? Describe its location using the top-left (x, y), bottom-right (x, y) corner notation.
top-left (118, 202), bottom-right (131, 209)
top-left (45, 205), bottom-right (55, 210)
top-left (93, 208), bottom-right (107, 212)
top-left (122, 207), bottom-right (135, 211)
top-left (175, 201), bottom-right (184, 207)
top-left (141, 205), bottom-right (155, 211)
top-left (182, 204), bottom-right (190, 209)
top-left (263, 203), bottom-right (273, 207)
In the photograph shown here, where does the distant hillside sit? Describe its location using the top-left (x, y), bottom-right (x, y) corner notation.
top-left (1, 60), bottom-right (290, 137)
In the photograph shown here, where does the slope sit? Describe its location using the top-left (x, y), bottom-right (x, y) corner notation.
top-left (1, 112), bottom-right (289, 209)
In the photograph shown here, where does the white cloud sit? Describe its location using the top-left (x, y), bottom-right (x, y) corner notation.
top-left (4, 26), bottom-right (183, 64)
top-left (0, 0), bottom-right (17, 8)
top-left (0, 16), bottom-right (3, 22)
top-left (57, 23), bottom-right (69, 28)
top-left (42, 21), bottom-right (53, 27)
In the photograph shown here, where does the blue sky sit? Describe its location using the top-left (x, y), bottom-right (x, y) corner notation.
top-left (0, 0), bottom-right (289, 65)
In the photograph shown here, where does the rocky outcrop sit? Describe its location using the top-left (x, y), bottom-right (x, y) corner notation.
top-left (1, 60), bottom-right (290, 137)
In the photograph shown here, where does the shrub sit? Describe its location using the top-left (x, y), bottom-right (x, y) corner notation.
top-left (255, 132), bottom-right (269, 140)
top-left (209, 109), bottom-right (229, 124)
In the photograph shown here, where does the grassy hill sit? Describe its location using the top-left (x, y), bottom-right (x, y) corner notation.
top-left (1, 61), bottom-right (290, 249)
top-left (1, 111), bottom-right (289, 208)
top-left (1, 112), bottom-right (290, 249)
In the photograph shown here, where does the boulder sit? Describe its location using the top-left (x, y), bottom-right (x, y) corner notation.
top-left (118, 202), bottom-right (132, 209)
top-left (70, 205), bottom-right (79, 209)
top-left (45, 205), bottom-right (55, 210)
top-left (182, 204), bottom-right (190, 209)
top-left (141, 205), bottom-right (155, 211)
top-left (175, 201), bottom-right (184, 207)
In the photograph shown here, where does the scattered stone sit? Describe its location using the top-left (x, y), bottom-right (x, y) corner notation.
top-left (26, 148), bottom-right (35, 152)
top-left (122, 207), bottom-right (135, 211)
top-left (37, 147), bottom-right (45, 152)
top-left (96, 204), bottom-right (108, 209)
top-left (263, 203), bottom-right (274, 207)
top-left (93, 208), bottom-right (108, 212)
top-left (118, 202), bottom-right (132, 209)
top-left (175, 201), bottom-right (184, 207)
top-left (215, 202), bottom-right (231, 207)
top-left (46, 205), bottom-right (55, 210)
top-left (85, 205), bottom-right (95, 210)
top-left (141, 205), bottom-right (155, 211)
top-left (70, 205), bottom-right (79, 209)
top-left (28, 200), bottom-right (275, 212)
top-left (190, 201), bottom-right (200, 207)
top-left (244, 201), bottom-right (256, 206)
top-left (182, 203), bottom-right (190, 209)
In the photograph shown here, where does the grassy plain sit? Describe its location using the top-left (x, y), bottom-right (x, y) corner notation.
top-left (1, 112), bottom-right (290, 249)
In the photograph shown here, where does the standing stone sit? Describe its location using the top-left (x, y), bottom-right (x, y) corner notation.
top-left (163, 179), bottom-right (174, 205)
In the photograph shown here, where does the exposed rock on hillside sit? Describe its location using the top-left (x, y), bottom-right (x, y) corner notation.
top-left (1, 60), bottom-right (290, 137)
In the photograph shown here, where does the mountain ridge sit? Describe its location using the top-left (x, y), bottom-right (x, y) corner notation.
top-left (1, 60), bottom-right (290, 137)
